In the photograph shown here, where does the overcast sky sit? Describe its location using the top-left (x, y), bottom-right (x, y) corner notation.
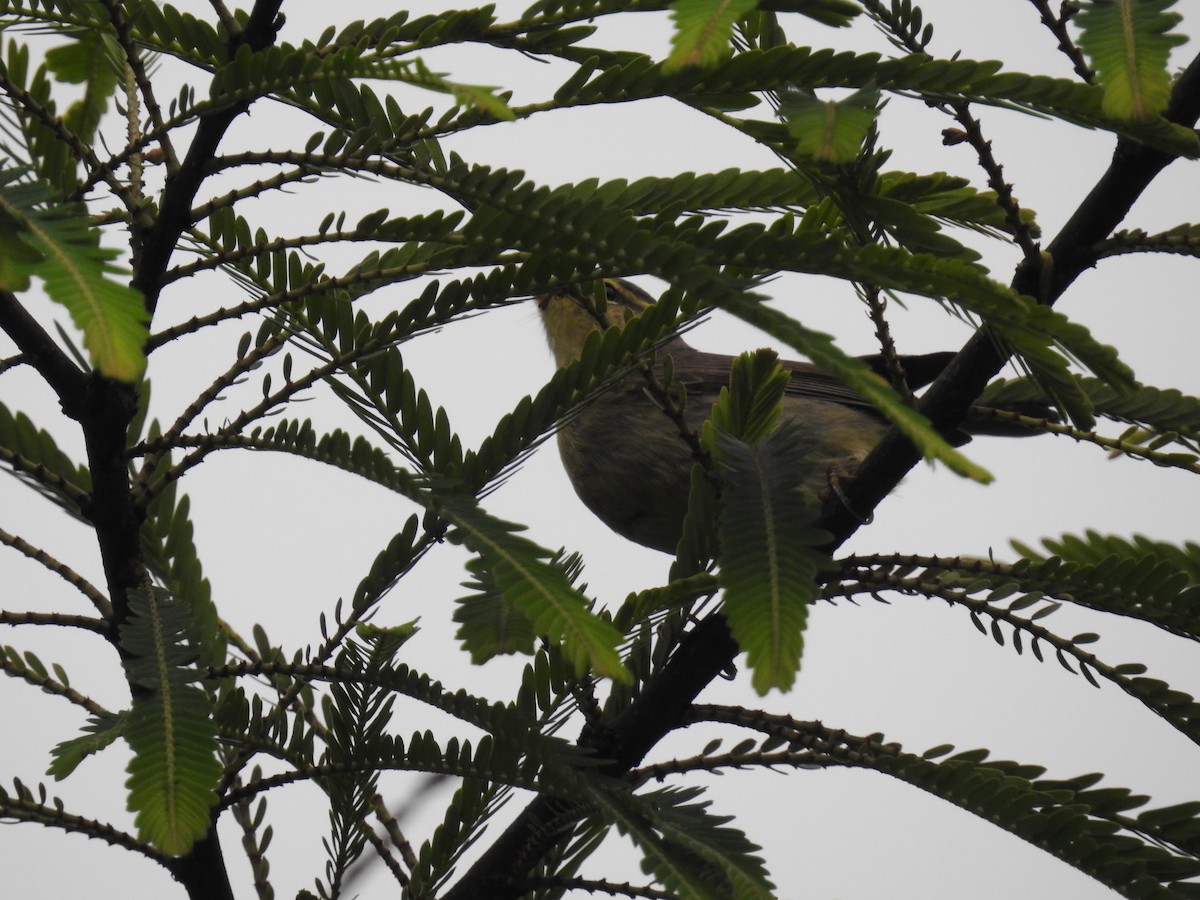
top-left (3, 2), bottom-right (1200, 898)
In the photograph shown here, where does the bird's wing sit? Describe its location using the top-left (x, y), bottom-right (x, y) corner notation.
top-left (672, 349), bottom-right (956, 415)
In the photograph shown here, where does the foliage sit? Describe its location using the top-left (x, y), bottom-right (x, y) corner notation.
top-left (0, 168), bottom-right (147, 379)
top-left (120, 587), bottom-right (223, 854)
top-left (0, 1), bottom-right (1198, 899)
top-left (1075, 0), bottom-right (1187, 121)
top-left (704, 350), bottom-right (829, 694)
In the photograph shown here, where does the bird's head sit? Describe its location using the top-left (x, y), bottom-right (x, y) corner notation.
top-left (537, 278), bottom-right (658, 368)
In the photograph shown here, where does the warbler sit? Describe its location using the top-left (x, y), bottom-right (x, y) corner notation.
top-left (539, 278), bottom-right (1030, 554)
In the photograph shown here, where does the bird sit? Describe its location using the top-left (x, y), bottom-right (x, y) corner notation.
top-left (538, 278), bottom-right (1031, 554)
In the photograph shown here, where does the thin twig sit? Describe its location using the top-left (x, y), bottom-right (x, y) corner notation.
top-left (99, 0), bottom-right (178, 171)
top-left (133, 330), bottom-right (290, 491)
top-left (0, 608), bottom-right (110, 635)
top-left (0, 70), bottom-right (139, 212)
top-left (945, 100), bottom-right (1040, 264)
top-left (0, 648), bottom-right (114, 717)
top-left (1026, 0), bottom-right (1094, 82)
top-left (0, 291), bottom-right (88, 414)
top-left (862, 283), bottom-right (916, 403)
top-left (0, 445), bottom-right (93, 513)
top-left (0, 794), bottom-right (168, 865)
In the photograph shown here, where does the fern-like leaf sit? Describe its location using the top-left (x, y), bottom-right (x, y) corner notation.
top-left (120, 588), bottom-right (221, 855)
top-left (876, 746), bottom-right (1200, 897)
top-left (454, 564), bottom-right (538, 662)
top-left (780, 88), bottom-right (882, 164)
top-left (42, 29), bottom-right (121, 146)
top-left (982, 375), bottom-right (1200, 441)
top-left (48, 711), bottom-right (126, 781)
top-left (591, 783), bottom-right (774, 900)
top-left (1012, 531), bottom-right (1200, 640)
top-left (664, 0), bottom-right (758, 74)
top-left (701, 351), bottom-right (830, 693)
top-left (139, 429), bottom-right (224, 668)
top-left (440, 495), bottom-right (629, 682)
top-left (0, 399), bottom-right (91, 513)
top-left (714, 423), bottom-right (827, 695)
top-left (1075, 0), bottom-right (1188, 121)
top-left (0, 170), bottom-right (147, 380)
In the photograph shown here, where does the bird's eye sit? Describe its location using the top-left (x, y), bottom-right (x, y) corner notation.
top-left (604, 282), bottom-right (622, 305)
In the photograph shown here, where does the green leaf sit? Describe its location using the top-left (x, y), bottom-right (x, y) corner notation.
top-left (120, 589), bottom-right (221, 855)
top-left (408, 57), bottom-right (516, 121)
top-left (440, 496), bottom-right (629, 682)
top-left (48, 712), bottom-right (126, 780)
top-left (0, 171), bottom-right (148, 381)
top-left (0, 217), bottom-right (43, 291)
top-left (447, 81), bottom-right (517, 122)
top-left (980, 374), bottom-right (1193, 446)
top-left (669, 464), bottom-right (722, 582)
top-left (700, 350), bottom-right (834, 692)
top-left (140, 467), bottom-right (224, 669)
top-left (716, 423), bottom-right (828, 694)
top-left (857, 192), bottom-right (980, 259)
top-left (565, 44), bottom-right (1197, 155)
top-left (125, 687), bottom-right (221, 855)
top-left (454, 563), bottom-right (538, 662)
top-left (878, 170), bottom-right (1041, 239)
top-left (875, 748), bottom-right (1200, 894)
top-left (664, 0), bottom-right (758, 74)
top-left (705, 349), bottom-right (791, 445)
top-left (713, 292), bottom-right (992, 481)
top-left (780, 88), bottom-right (882, 164)
top-left (44, 31), bottom-right (122, 145)
top-left (1075, 0), bottom-right (1188, 121)
top-left (0, 399), bottom-right (91, 513)
top-left (1010, 529), bottom-right (1200, 641)
top-left (591, 784), bottom-right (775, 899)
top-left (758, 1), bottom-right (859, 28)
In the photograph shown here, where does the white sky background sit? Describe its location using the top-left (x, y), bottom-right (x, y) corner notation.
top-left (3, 2), bottom-right (1200, 898)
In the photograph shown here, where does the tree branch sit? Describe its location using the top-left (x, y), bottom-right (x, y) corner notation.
top-left (826, 48), bottom-right (1200, 541)
top-left (442, 48), bottom-right (1200, 900)
top-left (0, 290), bottom-right (88, 415)
top-left (131, 0), bottom-right (284, 313)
